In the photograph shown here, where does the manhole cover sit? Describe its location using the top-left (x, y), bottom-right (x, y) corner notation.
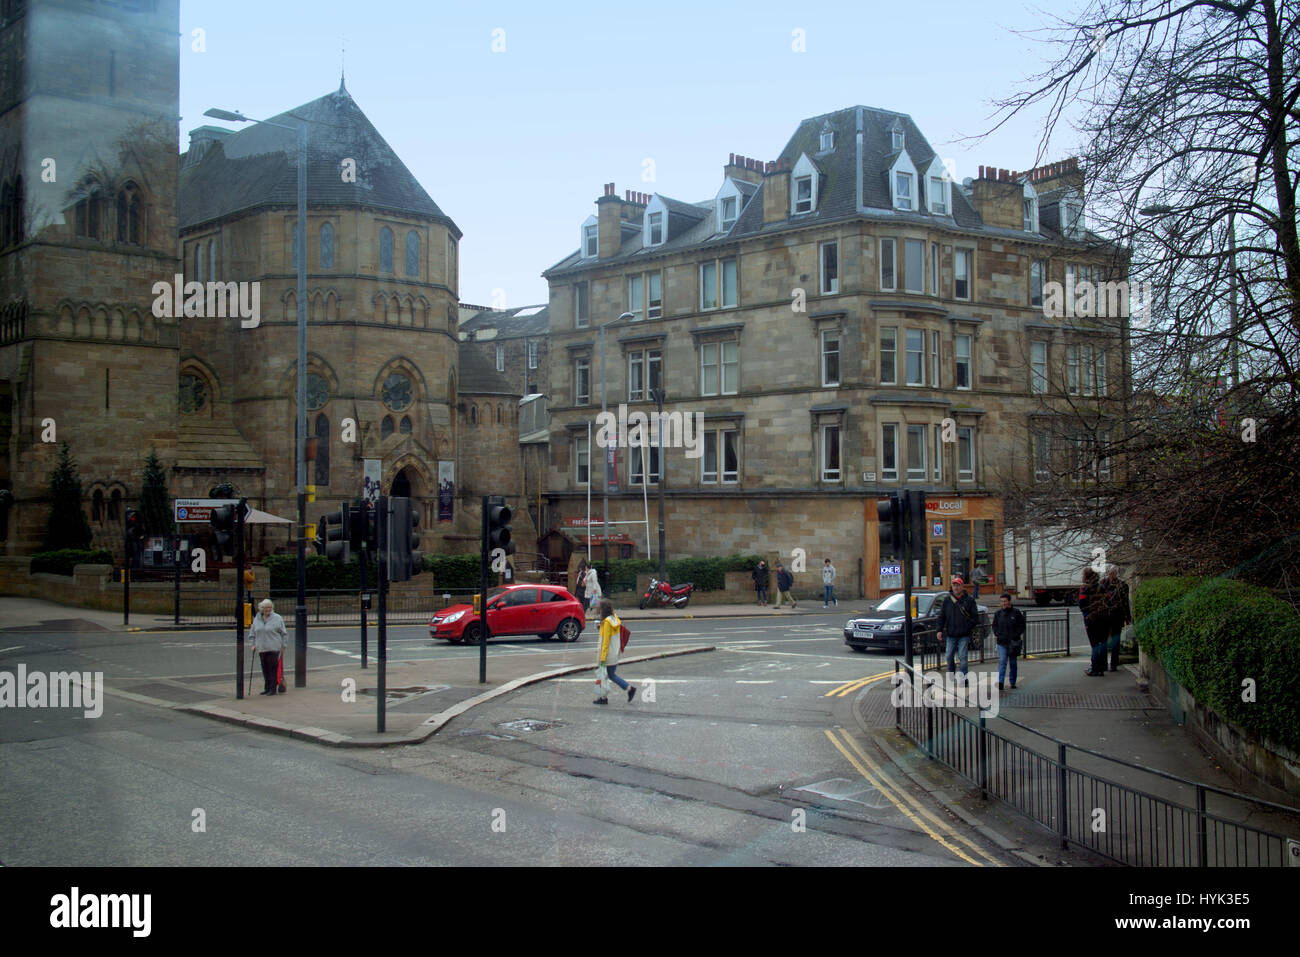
top-left (497, 718), bottom-right (559, 733)
top-left (359, 685), bottom-right (446, 701)
top-left (999, 693), bottom-right (1156, 710)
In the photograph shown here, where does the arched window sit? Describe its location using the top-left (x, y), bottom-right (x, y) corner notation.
top-left (92, 489), bottom-right (104, 522)
top-left (75, 188), bottom-right (102, 239)
top-left (380, 226), bottom-right (393, 273)
top-left (194, 242), bottom-right (202, 283)
top-left (381, 415), bottom-right (394, 440)
top-left (209, 239), bottom-right (217, 280)
top-left (496, 404), bottom-right (502, 424)
top-left (470, 406), bottom-right (477, 424)
top-left (116, 191), bottom-right (128, 242)
top-left (291, 221), bottom-right (300, 270)
top-left (116, 184), bottom-right (140, 244)
top-left (320, 222), bottom-right (334, 269)
top-left (405, 230), bottom-right (419, 277)
top-left (399, 415), bottom-right (412, 435)
top-left (108, 488), bottom-right (122, 521)
top-left (314, 414), bottom-right (330, 486)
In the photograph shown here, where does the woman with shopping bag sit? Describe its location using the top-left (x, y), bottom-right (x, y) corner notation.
top-left (593, 599), bottom-right (635, 705)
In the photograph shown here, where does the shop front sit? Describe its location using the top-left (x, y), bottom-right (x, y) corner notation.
top-left (864, 495), bottom-right (1004, 599)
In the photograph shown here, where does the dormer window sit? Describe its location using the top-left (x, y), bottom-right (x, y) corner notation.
top-left (582, 220), bottom-right (598, 258)
top-left (929, 176), bottom-right (947, 214)
top-left (892, 127), bottom-right (905, 151)
top-left (1062, 194), bottom-right (1084, 239)
top-left (794, 176), bottom-right (812, 213)
top-left (1022, 182), bottom-right (1039, 233)
top-left (820, 129), bottom-right (834, 151)
top-left (895, 172), bottom-right (913, 210)
top-left (721, 196), bottom-right (737, 230)
top-left (648, 211), bottom-right (663, 245)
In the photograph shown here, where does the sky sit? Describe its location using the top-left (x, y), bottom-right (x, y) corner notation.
top-left (179, 0), bottom-right (1087, 307)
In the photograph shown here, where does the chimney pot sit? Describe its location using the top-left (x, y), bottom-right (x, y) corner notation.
top-left (729, 153), bottom-right (735, 164)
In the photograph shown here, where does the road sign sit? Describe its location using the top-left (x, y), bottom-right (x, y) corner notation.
top-left (174, 498), bottom-right (238, 523)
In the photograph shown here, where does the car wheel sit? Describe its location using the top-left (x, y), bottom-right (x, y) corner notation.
top-left (462, 622), bottom-right (483, 645)
top-left (556, 617), bottom-right (582, 643)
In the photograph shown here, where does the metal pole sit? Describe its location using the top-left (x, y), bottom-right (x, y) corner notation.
top-left (903, 492), bottom-right (914, 668)
top-left (359, 507), bottom-right (368, 669)
top-left (376, 496), bottom-right (387, 732)
top-left (1196, 784), bottom-right (1209, 866)
top-left (235, 504), bottom-right (246, 699)
top-left (479, 495), bottom-right (489, 684)
top-left (600, 322), bottom-right (609, 583)
top-left (294, 120), bottom-right (308, 688)
top-left (655, 389), bottom-right (666, 579)
top-left (1057, 742), bottom-right (1069, 850)
top-left (122, 535), bottom-right (130, 626)
top-left (173, 532), bottom-right (181, 625)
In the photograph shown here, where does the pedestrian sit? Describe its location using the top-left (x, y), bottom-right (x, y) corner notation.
top-left (1105, 566), bottom-right (1132, 672)
top-left (246, 598), bottom-right (287, 696)
top-left (584, 563), bottom-right (602, 612)
top-left (1078, 567), bottom-right (1111, 676)
top-left (593, 598), bottom-right (635, 705)
top-left (574, 560), bottom-right (588, 604)
top-left (822, 558), bottom-right (838, 607)
top-left (972, 564), bottom-right (988, 599)
top-left (752, 559), bottom-right (769, 606)
top-left (774, 562), bottom-right (797, 609)
top-left (991, 590), bottom-right (1025, 691)
top-left (936, 576), bottom-right (980, 681)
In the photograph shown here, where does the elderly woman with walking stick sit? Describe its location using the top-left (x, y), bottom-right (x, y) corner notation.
top-left (247, 599), bottom-right (288, 696)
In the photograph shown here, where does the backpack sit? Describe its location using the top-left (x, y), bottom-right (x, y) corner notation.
top-left (619, 622), bottom-right (631, 652)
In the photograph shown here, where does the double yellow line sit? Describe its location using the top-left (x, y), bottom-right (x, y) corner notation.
top-left (824, 670), bottom-right (893, 697)
top-left (824, 727), bottom-right (1003, 867)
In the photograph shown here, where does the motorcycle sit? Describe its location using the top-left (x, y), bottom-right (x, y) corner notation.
top-left (639, 578), bottom-right (693, 609)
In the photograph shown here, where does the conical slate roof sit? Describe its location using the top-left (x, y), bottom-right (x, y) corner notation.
top-left (180, 82), bottom-right (459, 236)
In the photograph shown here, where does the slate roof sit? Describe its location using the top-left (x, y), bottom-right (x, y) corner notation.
top-left (180, 81), bottom-right (459, 236)
top-left (175, 420), bottom-right (264, 471)
top-left (457, 345), bottom-right (518, 395)
top-left (459, 304), bottom-right (551, 339)
top-left (544, 105), bottom-right (1116, 279)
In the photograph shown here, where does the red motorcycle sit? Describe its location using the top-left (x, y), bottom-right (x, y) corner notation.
top-left (639, 577), bottom-right (693, 609)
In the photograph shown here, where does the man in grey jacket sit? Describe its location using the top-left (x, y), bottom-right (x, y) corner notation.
top-left (822, 559), bottom-right (838, 608)
top-left (247, 599), bottom-right (288, 695)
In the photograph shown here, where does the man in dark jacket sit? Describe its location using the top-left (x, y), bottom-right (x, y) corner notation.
top-left (991, 591), bottom-right (1026, 690)
top-left (1078, 568), bottom-right (1111, 676)
top-left (752, 560), bottom-right (769, 606)
top-left (774, 563), bottom-right (797, 609)
top-left (1104, 568), bottom-right (1131, 672)
top-left (936, 577), bottom-right (980, 680)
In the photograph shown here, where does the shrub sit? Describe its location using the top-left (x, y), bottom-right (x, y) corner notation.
top-left (31, 549), bottom-right (114, 576)
top-left (586, 553), bottom-right (763, 593)
top-left (263, 554), bottom-right (380, 591)
top-left (1135, 576), bottom-right (1300, 751)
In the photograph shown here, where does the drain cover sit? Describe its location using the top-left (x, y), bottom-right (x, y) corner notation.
top-left (359, 685), bottom-right (448, 701)
top-left (497, 718), bottom-right (559, 733)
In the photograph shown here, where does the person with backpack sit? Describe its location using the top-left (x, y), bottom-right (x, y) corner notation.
top-left (936, 576), bottom-right (979, 680)
top-left (774, 562), bottom-right (797, 609)
top-left (752, 560), bottom-right (769, 606)
top-left (593, 598), bottom-right (635, 705)
top-left (991, 591), bottom-right (1026, 691)
top-left (1078, 567), bottom-right (1111, 676)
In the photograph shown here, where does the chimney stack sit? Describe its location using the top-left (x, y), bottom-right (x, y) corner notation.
top-left (724, 152), bottom-right (765, 185)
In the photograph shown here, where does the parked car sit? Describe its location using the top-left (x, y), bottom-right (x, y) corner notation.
top-left (429, 584), bottom-right (585, 644)
top-left (843, 591), bottom-right (989, 653)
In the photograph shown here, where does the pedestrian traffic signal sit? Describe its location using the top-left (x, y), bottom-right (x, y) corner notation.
top-left (322, 503), bottom-right (351, 564)
top-left (487, 496), bottom-right (515, 556)
top-left (349, 501), bottom-right (377, 553)
top-left (906, 489), bottom-right (926, 547)
top-left (877, 494), bottom-right (903, 556)
top-left (387, 496), bottom-right (422, 581)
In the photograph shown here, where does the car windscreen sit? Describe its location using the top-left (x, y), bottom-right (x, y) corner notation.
top-left (874, 593), bottom-right (938, 616)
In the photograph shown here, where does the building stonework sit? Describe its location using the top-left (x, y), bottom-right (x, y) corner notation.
top-left (543, 111), bottom-right (1128, 597)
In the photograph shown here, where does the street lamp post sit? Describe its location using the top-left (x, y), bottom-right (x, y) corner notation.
top-left (599, 312), bottom-right (635, 582)
top-left (205, 107), bottom-right (309, 687)
top-left (650, 387), bottom-right (667, 579)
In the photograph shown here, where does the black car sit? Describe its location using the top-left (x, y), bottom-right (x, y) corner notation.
top-left (843, 591), bottom-right (989, 653)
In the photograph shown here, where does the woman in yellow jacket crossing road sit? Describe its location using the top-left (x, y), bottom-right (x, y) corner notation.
top-left (594, 598), bottom-right (636, 705)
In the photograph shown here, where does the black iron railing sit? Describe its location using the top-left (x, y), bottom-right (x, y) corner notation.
top-left (893, 660), bottom-right (1300, 866)
top-left (918, 614), bottom-right (1070, 671)
top-left (167, 588), bottom-right (478, 626)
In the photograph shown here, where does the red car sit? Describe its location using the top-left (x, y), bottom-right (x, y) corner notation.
top-left (429, 584), bottom-right (586, 644)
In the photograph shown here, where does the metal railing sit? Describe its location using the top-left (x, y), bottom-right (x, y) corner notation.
top-left (918, 614), bottom-right (1070, 671)
top-left (893, 660), bottom-right (1300, 866)
top-left (167, 588), bottom-right (478, 626)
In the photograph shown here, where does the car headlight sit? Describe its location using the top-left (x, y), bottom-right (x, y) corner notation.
top-left (441, 610), bottom-right (466, 624)
top-left (879, 622), bottom-right (903, 633)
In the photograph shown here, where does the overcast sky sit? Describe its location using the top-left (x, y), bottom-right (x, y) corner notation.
top-left (179, 0), bottom-right (1085, 307)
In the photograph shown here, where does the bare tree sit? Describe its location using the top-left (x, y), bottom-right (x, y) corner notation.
top-left (988, 0), bottom-right (1300, 594)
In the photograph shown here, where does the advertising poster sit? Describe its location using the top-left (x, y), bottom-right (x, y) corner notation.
top-left (363, 459), bottom-right (381, 508)
top-left (438, 461), bottom-right (454, 522)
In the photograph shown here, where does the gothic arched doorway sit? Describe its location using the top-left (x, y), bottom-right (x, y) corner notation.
top-left (391, 466), bottom-right (414, 499)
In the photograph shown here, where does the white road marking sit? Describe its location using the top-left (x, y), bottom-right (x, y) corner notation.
top-left (735, 680), bottom-right (774, 684)
top-left (0, 645), bottom-right (25, 654)
top-left (722, 647), bottom-right (859, 661)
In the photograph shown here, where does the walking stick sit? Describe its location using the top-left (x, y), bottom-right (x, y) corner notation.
top-left (247, 644), bottom-right (256, 697)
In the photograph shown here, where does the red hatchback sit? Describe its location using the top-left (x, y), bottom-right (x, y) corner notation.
top-left (429, 584), bottom-right (586, 644)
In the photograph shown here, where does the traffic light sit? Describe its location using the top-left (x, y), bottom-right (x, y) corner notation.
top-left (350, 502), bottom-right (377, 553)
top-left (906, 489), bottom-right (927, 548)
top-left (322, 503), bottom-right (351, 564)
top-left (210, 504), bottom-right (235, 560)
top-left (877, 494), bottom-right (903, 556)
top-left (388, 496), bottom-right (421, 581)
top-left (487, 496), bottom-right (515, 558)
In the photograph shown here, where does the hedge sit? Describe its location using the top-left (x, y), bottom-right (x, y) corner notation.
top-left (30, 549), bottom-right (113, 576)
top-left (263, 553), bottom-right (483, 592)
top-left (1134, 576), bottom-right (1300, 751)
top-left (591, 553), bottom-right (765, 593)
